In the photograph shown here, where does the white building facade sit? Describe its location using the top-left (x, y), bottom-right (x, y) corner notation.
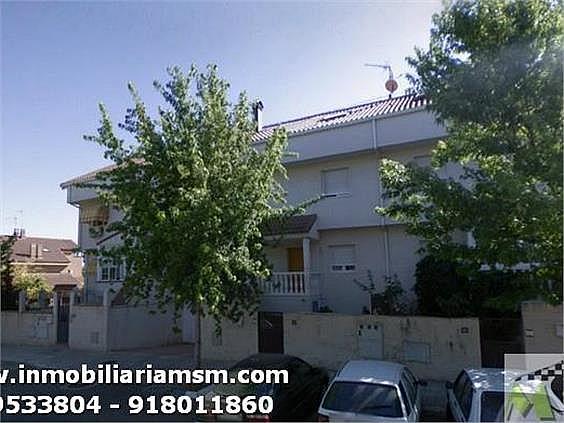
top-left (62, 94), bottom-right (456, 315)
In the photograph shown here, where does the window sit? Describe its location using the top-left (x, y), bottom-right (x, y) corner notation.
top-left (401, 372), bottom-right (417, 408)
top-left (329, 245), bottom-right (356, 272)
top-left (322, 382), bottom-right (403, 418)
top-left (399, 381), bottom-right (412, 416)
top-left (322, 168), bottom-right (349, 197)
top-left (98, 258), bottom-right (125, 282)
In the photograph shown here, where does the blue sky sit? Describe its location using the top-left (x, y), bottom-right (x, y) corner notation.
top-left (1, 1), bottom-right (441, 241)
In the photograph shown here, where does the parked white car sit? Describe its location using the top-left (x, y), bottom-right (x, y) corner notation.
top-left (446, 368), bottom-right (523, 422)
top-left (317, 360), bottom-right (424, 422)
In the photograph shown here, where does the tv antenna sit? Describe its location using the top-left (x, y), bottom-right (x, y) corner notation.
top-left (364, 63), bottom-right (399, 98)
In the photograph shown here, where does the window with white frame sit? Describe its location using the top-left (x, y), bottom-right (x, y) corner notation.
top-left (329, 244), bottom-right (356, 272)
top-left (322, 168), bottom-right (350, 197)
top-left (97, 258), bottom-right (125, 282)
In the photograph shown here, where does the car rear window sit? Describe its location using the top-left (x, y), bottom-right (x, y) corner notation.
top-left (322, 381), bottom-right (403, 418)
top-left (480, 391), bottom-right (504, 422)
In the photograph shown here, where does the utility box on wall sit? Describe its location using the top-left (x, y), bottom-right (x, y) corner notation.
top-left (357, 323), bottom-right (383, 359)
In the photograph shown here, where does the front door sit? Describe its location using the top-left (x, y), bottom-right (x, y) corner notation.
top-left (287, 247), bottom-right (304, 272)
top-left (258, 312), bottom-right (284, 353)
top-left (57, 295), bottom-right (70, 343)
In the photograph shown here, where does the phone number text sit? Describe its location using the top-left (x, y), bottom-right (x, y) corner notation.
top-left (0, 395), bottom-right (274, 415)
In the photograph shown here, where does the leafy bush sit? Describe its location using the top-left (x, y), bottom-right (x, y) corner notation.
top-left (13, 269), bottom-right (52, 302)
top-left (414, 255), bottom-right (535, 317)
top-left (354, 271), bottom-right (408, 315)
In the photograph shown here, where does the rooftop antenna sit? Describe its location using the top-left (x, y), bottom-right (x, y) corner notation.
top-left (364, 63), bottom-right (398, 98)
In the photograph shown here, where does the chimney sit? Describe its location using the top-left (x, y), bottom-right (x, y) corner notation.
top-left (29, 243), bottom-right (43, 259)
top-left (253, 100), bottom-right (264, 132)
top-left (30, 243), bottom-right (37, 258)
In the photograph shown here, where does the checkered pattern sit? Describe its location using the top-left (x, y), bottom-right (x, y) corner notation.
top-left (515, 361), bottom-right (564, 382)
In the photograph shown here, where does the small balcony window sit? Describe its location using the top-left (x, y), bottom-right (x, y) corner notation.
top-left (97, 258), bottom-right (125, 282)
top-left (329, 244), bottom-right (356, 272)
top-left (322, 168), bottom-right (350, 198)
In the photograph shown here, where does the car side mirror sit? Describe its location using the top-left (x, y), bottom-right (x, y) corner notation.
top-left (445, 381), bottom-right (454, 389)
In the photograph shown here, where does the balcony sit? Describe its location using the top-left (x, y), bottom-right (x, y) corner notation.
top-left (259, 272), bottom-right (309, 296)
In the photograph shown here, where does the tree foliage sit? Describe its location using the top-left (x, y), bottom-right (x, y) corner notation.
top-left (83, 65), bottom-right (297, 322)
top-left (414, 255), bottom-right (536, 317)
top-left (1, 236), bottom-right (18, 309)
top-left (378, 0), bottom-right (563, 304)
top-left (13, 268), bottom-right (52, 302)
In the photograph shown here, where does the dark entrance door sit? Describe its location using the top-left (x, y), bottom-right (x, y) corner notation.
top-left (258, 312), bottom-right (284, 353)
top-left (480, 317), bottom-right (524, 367)
top-left (57, 297), bottom-right (70, 343)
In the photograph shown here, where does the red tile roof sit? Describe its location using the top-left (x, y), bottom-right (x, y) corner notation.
top-left (39, 273), bottom-right (81, 288)
top-left (1, 236), bottom-right (77, 264)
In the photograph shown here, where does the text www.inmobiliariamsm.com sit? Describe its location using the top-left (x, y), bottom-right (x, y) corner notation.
top-left (0, 364), bottom-right (289, 386)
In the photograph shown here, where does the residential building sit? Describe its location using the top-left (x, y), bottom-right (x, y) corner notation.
top-left (61, 93), bottom-right (459, 315)
top-left (1, 232), bottom-right (82, 296)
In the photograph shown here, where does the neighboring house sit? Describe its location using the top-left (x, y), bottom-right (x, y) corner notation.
top-left (61, 93), bottom-right (463, 315)
top-left (1, 233), bottom-right (83, 297)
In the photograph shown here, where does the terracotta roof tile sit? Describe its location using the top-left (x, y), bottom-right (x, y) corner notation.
top-left (1, 236), bottom-right (77, 264)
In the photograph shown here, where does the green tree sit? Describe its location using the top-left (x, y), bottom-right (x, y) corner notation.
top-left (378, 0), bottom-right (562, 305)
top-left (83, 65), bottom-right (300, 322)
top-left (1, 235), bottom-right (17, 308)
top-left (13, 268), bottom-right (52, 302)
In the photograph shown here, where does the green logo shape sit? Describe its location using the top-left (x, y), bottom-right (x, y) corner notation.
top-left (506, 383), bottom-right (555, 421)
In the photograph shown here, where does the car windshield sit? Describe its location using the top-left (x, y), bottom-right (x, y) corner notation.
top-left (322, 381), bottom-right (403, 418)
top-left (213, 370), bottom-right (274, 397)
top-left (480, 391), bottom-right (504, 422)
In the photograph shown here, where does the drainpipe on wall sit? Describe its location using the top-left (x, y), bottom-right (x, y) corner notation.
top-left (372, 118), bottom-right (392, 278)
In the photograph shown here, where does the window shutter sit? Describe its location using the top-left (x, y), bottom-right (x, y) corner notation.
top-left (330, 245), bottom-right (355, 264)
top-left (323, 168), bottom-right (349, 195)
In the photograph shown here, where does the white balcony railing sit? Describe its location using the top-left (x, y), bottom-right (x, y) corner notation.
top-left (260, 272), bottom-right (309, 296)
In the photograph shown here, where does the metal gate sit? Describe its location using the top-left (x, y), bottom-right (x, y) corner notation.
top-left (480, 317), bottom-right (524, 367)
top-left (57, 301), bottom-right (70, 343)
top-left (258, 312), bottom-right (284, 353)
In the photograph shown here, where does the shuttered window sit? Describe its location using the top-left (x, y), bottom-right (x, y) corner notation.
top-left (329, 245), bottom-right (356, 272)
top-left (322, 168), bottom-right (349, 197)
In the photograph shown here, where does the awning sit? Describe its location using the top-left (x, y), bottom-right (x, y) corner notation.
top-left (263, 214), bottom-right (317, 236)
top-left (79, 204), bottom-right (109, 224)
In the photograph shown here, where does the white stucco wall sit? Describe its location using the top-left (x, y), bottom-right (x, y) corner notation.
top-left (1, 311), bottom-right (57, 346)
top-left (521, 301), bottom-right (563, 353)
top-left (284, 313), bottom-right (481, 381)
top-left (69, 305), bottom-right (108, 351)
top-left (69, 302), bottom-right (183, 351)
top-left (200, 314), bottom-right (258, 367)
top-left (200, 312), bottom-right (480, 381)
top-left (108, 305), bottom-right (181, 349)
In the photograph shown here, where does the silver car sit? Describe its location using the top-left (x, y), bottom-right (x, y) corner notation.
top-left (317, 360), bottom-right (424, 422)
